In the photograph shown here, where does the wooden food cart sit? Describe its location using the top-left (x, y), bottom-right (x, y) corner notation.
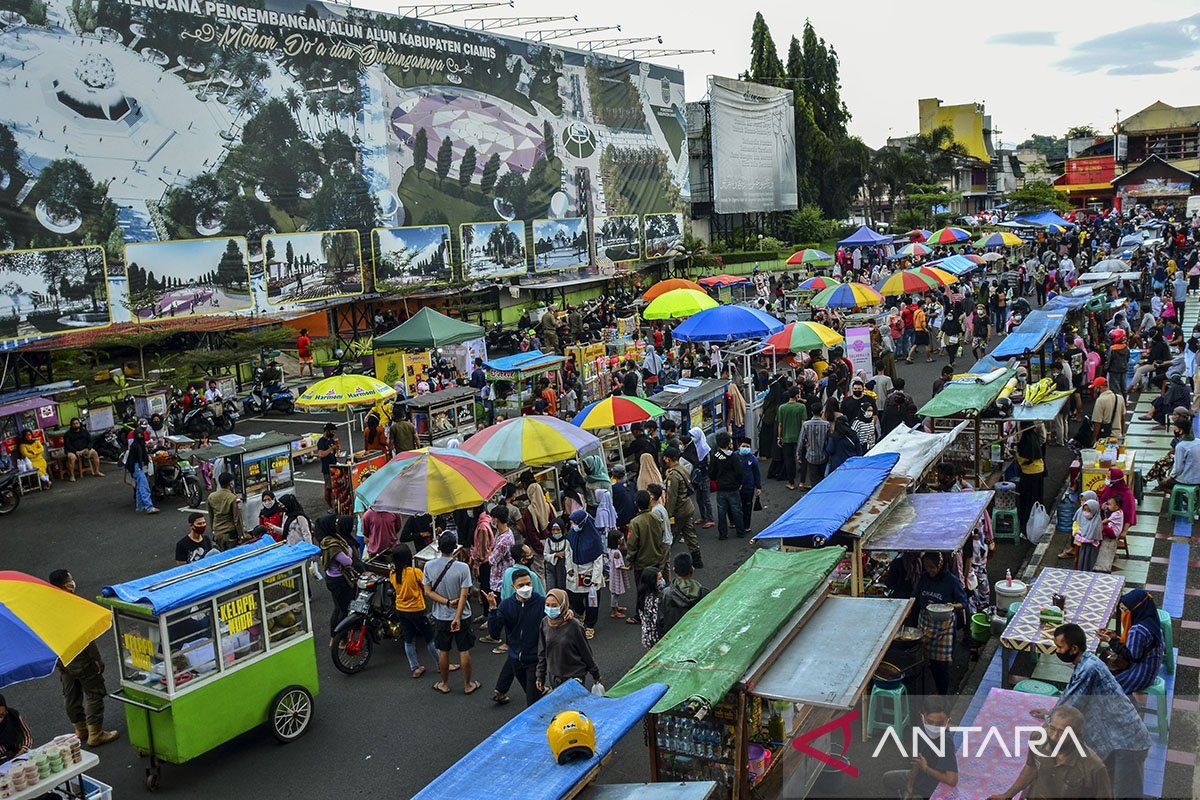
top-left (400, 386), bottom-right (478, 447)
top-left (483, 350), bottom-right (566, 419)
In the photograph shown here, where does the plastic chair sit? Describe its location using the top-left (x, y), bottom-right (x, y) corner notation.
top-left (1013, 679), bottom-right (1060, 697)
top-left (1169, 484), bottom-right (1200, 521)
top-left (865, 684), bottom-right (909, 739)
top-left (992, 508), bottom-right (1021, 543)
top-left (1141, 677), bottom-right (1170, 744)
top-left (1159, 609), bottom-right (1174, 675)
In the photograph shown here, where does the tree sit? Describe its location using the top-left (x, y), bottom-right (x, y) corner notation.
top-left (34, 159), bottom-right (94, 220)
top-left (1016, 133), bottom-right (1066, 163)
top-left (435, 136), bottom-right (454, 186)
top-left (319, 129), bottom-right (356, 165)
top-left (1065, 125), bottom-right (1099, 140)
top-left (458, 145), bottom-right (477, 191)
top-left (493, 171), bottom-right (528, 217)
top-left (215, 238), bottom-right (247, 289)
top-left (909, 125), bottom-right (969, 182)
top-left (307, 172), bottom-right (380, 232)
top-left (0, 124), bottom-right (18, 176)
top-left (748, 12), bottom-right (785, 81)
top-left (116, 287), bottom-right (173, 392)
top-left (542, 120), bottom-right (556, 161)
top-left (1005, 181), bottom-right (1070, 214)
top-left (785, 204), bottom-right (835, 243)
top-left (412, 128), bottom-right (428, 173)
top-left (480, 153), bottom-right (500, 195)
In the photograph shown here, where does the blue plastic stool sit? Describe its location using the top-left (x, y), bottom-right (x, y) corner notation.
top-left (1013, 679), bottom-right (1060, 697)
top-left (1169, 484), bottom-right (1200, 521)
top-left (1159, 609), bottom-right (1174, 676)
top-left (1007, 601), bottom-right (1022, 624)
top-left (865, 684), bottom-right (909, 738)
top-left (1142, 677), bottom-right (1170, 744)
top-left (992, 508), bottom-right (1021, 543)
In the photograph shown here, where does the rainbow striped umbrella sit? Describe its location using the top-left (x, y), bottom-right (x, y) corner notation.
top-left (876, 269), bottom-right (939, 297)
top-left (459, 415), bottom-right (601, 469)
top-left (642, 278), bottom-right (705, 302)
top-left (643, 288), bottom-right (717, 320)
top-left (810, 282), bottom-right (884, 309)
top-left (764, 321), bottom-right (843, 354)
top-left (786, 248), bottom-right (833, 266)
top-left (355, 448), bottom-right (506, 516)
top-left (912, 265), bottom-right (957, 286)
top-left (897, 242), bottom-right (932, 258)
top-left (927, 226), bottom-right (971, 245)
top-left (903, 229), bottom-right (933, 242)
top-left (572, 396), bottom-right (665, 430)
top-left (797, 276), bottom-right (840, 292)
top-left (1, 571), bottom-right (112, 688)
top-left (974, 231), bottom-right (1023, 248)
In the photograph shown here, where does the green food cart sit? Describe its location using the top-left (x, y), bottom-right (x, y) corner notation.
top-left (99, 538), bottom-right (320, 790)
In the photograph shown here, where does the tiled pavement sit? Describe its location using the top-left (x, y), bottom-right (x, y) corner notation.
top-left (956, 298), bottom-right (1198, 798)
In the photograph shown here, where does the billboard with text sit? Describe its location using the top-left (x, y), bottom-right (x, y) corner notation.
top-left (708, 76), bottom-right (797, 214)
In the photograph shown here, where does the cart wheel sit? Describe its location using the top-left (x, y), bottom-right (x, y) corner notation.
top-left (144, 765), bottom-right (161, 791)
top-left (270, 685), bottom-right (314, 743)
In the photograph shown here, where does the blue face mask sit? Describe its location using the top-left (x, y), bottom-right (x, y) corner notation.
top-left (739, 447), bottom-right (751, 455)
top-left (545, 605), bottom-right (562, 619)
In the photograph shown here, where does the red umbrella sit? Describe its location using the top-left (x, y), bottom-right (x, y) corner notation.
top-left (698, 274), bottom-right (750, 287)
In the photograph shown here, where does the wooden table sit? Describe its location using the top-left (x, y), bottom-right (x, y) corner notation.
top-left (998, 567), bottom-right (1124, 687)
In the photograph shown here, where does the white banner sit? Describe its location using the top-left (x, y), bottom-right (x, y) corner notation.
top-left (845, 326), bottom-right (873, 378)
top-left (708, 76), bottom-right (798, 214)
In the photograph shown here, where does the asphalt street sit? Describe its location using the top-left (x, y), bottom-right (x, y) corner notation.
top-left (3, 349), bottom-right (1023, 799)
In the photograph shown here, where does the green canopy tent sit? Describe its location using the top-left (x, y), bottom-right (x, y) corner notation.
top-left (375, 307), bottom-right (485, 349)
top-left (607, 548), bottom-right (844, 714)
top-left (917, 367), bottom-right (1017, 485)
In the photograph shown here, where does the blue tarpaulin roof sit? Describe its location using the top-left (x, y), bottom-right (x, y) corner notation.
top-left (838, 225), bottom-right (891, 246)
top-left (1016, 210), bottom-right (1074, 229)
top-left (1044, 291), bottom-right (1094, 312)
top-left (102, 538), bottom-right (319, 614)
top-left (753, 453), bottom-right (900, 542)
top-left (483, 350), bottom-right (566, 375)
top-left (927, 254), bottom-right (980, 275)
top-left (673, 305), bottom-right (784, 342)
top-left (414, 680), bottom-right (667, 800)
top-left (990, 309), bottom-right (1067, 358)
top-left (968, 354), bottom-right (1010, 373)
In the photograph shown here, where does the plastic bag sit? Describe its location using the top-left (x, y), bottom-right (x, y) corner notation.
top-left (1026, 502), bottom-right (1050, 543)
top-left (591, 682), bottom-right (605, 697)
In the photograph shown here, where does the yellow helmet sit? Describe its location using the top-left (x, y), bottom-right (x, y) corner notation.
top-left (546, 709), bottom-right (596, 764)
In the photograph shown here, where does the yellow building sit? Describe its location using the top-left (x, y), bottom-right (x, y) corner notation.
top-left (918, 98), bottom-right (992, 164)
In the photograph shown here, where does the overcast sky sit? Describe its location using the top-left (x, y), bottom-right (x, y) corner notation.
top-left (361, 0), bottom-right (1200, 147)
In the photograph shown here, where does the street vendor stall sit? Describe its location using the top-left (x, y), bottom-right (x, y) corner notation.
top-left (0, 396), bottom-right (59, 475)
top-left (100, 538), bottom-right (320, 789)
top-left (185, 432), bottom-right (299, 529)
top-left (485, 350), bottom-right (566, 419)
top-left (921, 368), bottom-right (1017, 485)
top-left (655, 379), bottom-right (729, 439)
top-left (566, 343), bottom-right (612, 405)
top-left (400, 386), bottom-right (478, 448)
top-left (608, 549), bottom-right (912, 800)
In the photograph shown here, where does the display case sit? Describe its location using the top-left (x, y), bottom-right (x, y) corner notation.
top-left (483, 350), bottom-right (565, 419)
top-left (401, 386), bottom-right (478, 448)
top-left (185, 432), bottom-right (299, 529)
top-left (655, 379), bottom-right (729, 438)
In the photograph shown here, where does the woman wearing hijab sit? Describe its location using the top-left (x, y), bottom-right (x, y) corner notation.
top-left (593, 487), bottom-right (617, 533)
top-left (1099, 589), bottom-right (1165, 694)
top-left (641, 345), bottom-right (664, 393)
top-left (564, 509), bottom-right (605, 638)
top-left (536, 589), bottom-right (601, 692)
top-left (318, 514), bottom-right (360, 636)
top-left (524, 482), bottom-right (555, 551)
top-left (825, 415), bottom-right (863, 474)
top-left (636, 452), bottom-right (663, 492)
top-left (272, 494), bottom-right (312, 546)
top-left (582, 453), bottom-right (611, 494)
top-left (684, 427), bottom-right (714, 528)
top-left (558, 460), bottom-right (588, 511)
top-left (0, 694), bottom-right (33, 764)
top-left (727, 377), bottom-right (747, 439)
top-left (758, 377), bottom-right (788, 464)
top-left (125, 422), bottom-right (158, 514)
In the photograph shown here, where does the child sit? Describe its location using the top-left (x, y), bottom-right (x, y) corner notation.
top-left (1073, 498), bottom-right (1102, 572)
top-left (606, 530), bottom-right (629, 619)
top-left (543, 520), bottom-right (568, 592)
top-left (1101, 496), bottom-right (1124, 543)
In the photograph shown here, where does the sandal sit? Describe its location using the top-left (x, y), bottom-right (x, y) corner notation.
top-left (609, 610), bottom-right (626, 619)
top-left (625, 616), bottom-right (640, 625)
top-left (492, 645), bottom-right (508, 655)
top-left (432, 682), bottom-right (451, 694)
top-left (478, 635), bottom-right (500, 644)
top-left (584, 628), bottom-right (595, 640)
top-left (449, 663), bottom-right (462, 672)
top-left (464, 680), bottom-right (481, 695)
top-left (492, 691), bottom-right (510, 705)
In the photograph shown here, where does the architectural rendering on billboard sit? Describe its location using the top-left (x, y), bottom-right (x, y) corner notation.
top-left (707, 76), bottom-right (798, 214)
top-left (532, 218), bottom-right (588, 272)
top-left (644, 212), bottom-right (684, 259)
top-left (262, 230), bottom-right (363, 305)
top-left (0, 245), bottom-right (110, 342)
top-left (124, 237), bottom-right (252, 320)
top-left (372, 225), bottom-right (453, 290)
top-left (461, 221), bottom-right (527, 280)
top-left (0, 0), bottom-right (687, 342)
top-left (594, 215), bottom-right (641, 265)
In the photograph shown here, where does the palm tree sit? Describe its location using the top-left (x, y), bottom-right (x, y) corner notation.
top-left (227, 87), bottom-right (260, 138)
top-left (305, 94), bottom-right (323, 135)
top-left (283, 87), bottom-right (304, 135)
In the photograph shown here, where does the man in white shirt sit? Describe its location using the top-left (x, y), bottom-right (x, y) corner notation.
top-left (203, 380), bottom-right (222, 404)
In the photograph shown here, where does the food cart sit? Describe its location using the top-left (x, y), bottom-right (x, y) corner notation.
top-left (566, 343), bottom-right (612, 405)
top-left (0, 395), bottom-right (59, 455)
top-left (0, 749), bottom-right (104, 800)
top-left (184, 432), bottom-right (299, 528)
top-left (400, 386), bottom-right (478, 448)
top-left (99, 538), bottom-right (320, 790)
top-left (920, 368), bottom-right (1018, 485)
top-left (654, 379), bottom-right (728, 438)
top-left (608, 549), bottom-right (911, 800)
top-left (483, 350), bottom-right (566, 419)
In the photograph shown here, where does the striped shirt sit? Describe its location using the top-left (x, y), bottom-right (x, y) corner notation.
top-left (1112, 623), bottom-right (1163, 695)
top-left (798, 418), bottom-right (831, 465)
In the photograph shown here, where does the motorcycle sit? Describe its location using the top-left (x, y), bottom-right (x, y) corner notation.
top-left (92, 427), bottom-right (128, 463)
top-left (330, 568), bottom-right (400, 674)
top-left (0, 470), bottom-right (21, 515)
top-left (207, 398), bottom-right (239, 434)
top-left (149, 448), bottom-right (202, 508)
top-left (242, 369), bottom-right (296, 415)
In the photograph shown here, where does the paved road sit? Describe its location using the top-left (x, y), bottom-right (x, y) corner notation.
top-left (4, 352), bottom-right (1012, 798)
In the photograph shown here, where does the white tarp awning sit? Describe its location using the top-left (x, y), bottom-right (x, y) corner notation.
top-left (867, 420), bottom-right (969, 482)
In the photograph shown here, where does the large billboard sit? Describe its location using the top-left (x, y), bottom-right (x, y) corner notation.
top-left (708, 76), bottom-right (797, 215)
top-left (0, 0), bottom-right (687, 341)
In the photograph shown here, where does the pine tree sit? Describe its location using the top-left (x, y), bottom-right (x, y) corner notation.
top-left (458, 145), bottom-right (477, 191)
top-left (435, 136), bottom-right (453, 186)
top-left (412, 128), bottom-right (428, 173)
top-left (480, 153), bottom-right (501, 196)
top-left (748, 12), bottom-right (784, 82)
top-left (786, 35), bottom-right (803, 82)
top-left (216, 239), bottom-right (246, 289)
top-left (542, 120), bottom-right (556, 161)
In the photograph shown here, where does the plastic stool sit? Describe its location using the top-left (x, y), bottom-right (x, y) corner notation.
top-left (1169, 484), bottom-right (1200, 521)
top-left (1013, 679), bottom-right (1060, 697)
top-left (1142, 677), bottom-right (1170, 744)
top-left (1007, 601), bottom-right (1022, 623)
top-left (1159, 609), bottom-right (1174, 675)
top-left (865, 684), bottom-right (909, 738)
top-left (992, 508), bottom-right (1021, 543)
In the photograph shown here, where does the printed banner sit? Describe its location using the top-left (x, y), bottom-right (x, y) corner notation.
top-left (0, 245), bottom-right (111, 342)
top-left (124, 236), bottom-right (252, 319)
top-left (594, 214), bottom-right (640, 266)
top-left (262, 229), bottom-right (363, 305)
top-left (708, 76), bottom-right (798, 214)
top-left (844, 326), bottom-right (873, 378)
top-left (372, 225), bottom-right (453, 289)
top-left (531, 217), bottom-right (588, 272)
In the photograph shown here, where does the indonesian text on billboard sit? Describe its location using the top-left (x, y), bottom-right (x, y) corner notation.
top-left (708, 76), bottom-right (798, 215)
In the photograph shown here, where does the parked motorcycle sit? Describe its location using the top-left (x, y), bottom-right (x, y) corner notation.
top-left (92, 427), bottom-right (129, 463)
top-left (330, 568), bottom-right (400, 674)
top-left (243, 368), bottom-right (297, 416)
top-left (168, 394), bottom-right (218, 436)
top-left (0, 470), bottom-right (21, 515)
top-left (149, 448), bottom-right (202, 508)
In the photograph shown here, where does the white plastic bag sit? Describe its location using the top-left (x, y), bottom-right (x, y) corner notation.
top-left (591, 682), bottom-right (605, 697)
top-left (1026, 502), bottom-right (1050, 543)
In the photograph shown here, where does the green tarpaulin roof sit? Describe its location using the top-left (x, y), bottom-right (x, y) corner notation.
top-left (607, 548), bottom-right (844, 713)
top-left (375, 307), bottom-right (485, 349)
top-left (918, 367), bottom-right (1017, 419)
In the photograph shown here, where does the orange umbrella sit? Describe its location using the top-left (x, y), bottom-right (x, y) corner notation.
top-left (642, 278), bottom-right (705, 302)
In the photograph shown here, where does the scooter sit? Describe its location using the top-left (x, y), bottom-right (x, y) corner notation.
top-left (0, 470), bottom-right (21, 515)
top-left (92, 427), bottom-right (128, 463)
top-left (168, 394), bottom-right (218, 436)
top-left (149, 448), bottom-right (202, 508)
top-left (242, 369), bottom-right (297, 415)
top-left (329, 567), bottom-right (400, 675)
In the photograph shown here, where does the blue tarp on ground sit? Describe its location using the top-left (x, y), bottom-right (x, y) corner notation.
top-left (413, 681), bottom-right (668, 800)
top-left (1016, 210), bottom-right (1074, 229)
top-left (990, 309), bottom-right (1067, 358)
top-left (753, 453), bottom-right (900, 542)
top-left (838, 225), bottom-right (891, 246)
top-left (102, 538), bottom-right (319, 614)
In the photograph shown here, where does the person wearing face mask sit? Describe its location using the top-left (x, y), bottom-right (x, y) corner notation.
top-left (839, 377), bottom-right (868, 421)
top-left (485, 568), bottom-right (545, 706)
top-left (1098, 589), bottom-right (1164, 695)
top-left (536, 588), bottom-right (600, 693)
top-left (882, 696), bottom-right (958, 799)
top-left (1037, 623), bottom-right (1152, 799)
top-left (542, 521), bottom-right (568, 591)
top-left (709, 431), bottom-right (746, 540)
top-left (736, 437), bottom-right (761, 533)
top-left (500, 544), bottom-right (546, 600)
top-left (987, 705), bottom-right (1110, 800)
top-left (176, 512), bottom-right (214, 564)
